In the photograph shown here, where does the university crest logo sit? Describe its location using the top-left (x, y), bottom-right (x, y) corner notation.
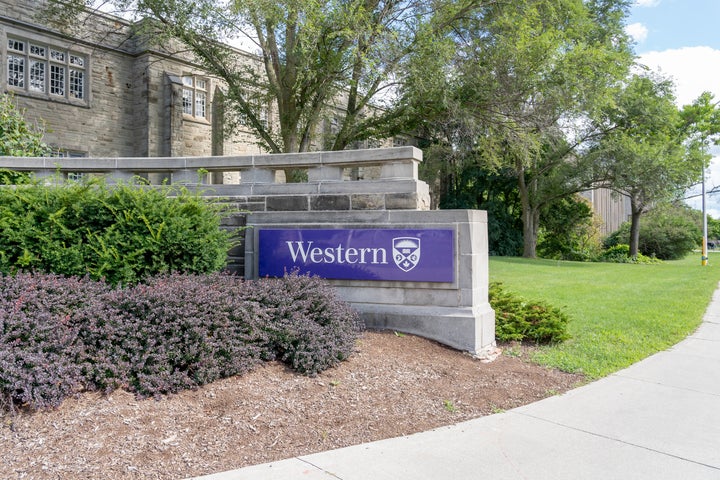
top-left (392, 237), bottom-right (421, 272)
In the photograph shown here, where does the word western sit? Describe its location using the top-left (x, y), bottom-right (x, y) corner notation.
top-left (286, 241), bottom-right (388, 265)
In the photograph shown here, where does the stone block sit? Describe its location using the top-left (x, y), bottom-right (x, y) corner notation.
top-left (351, 194), bottom-right (385, 210)
top-left (220, 214), bottom-right (247, 227)
top-left (356, 303), bottom-right (496, 356)
top-left (380, 161), bottom-right (418, 180)
top-left (240, 201), bottom-right (268, 212)
top-left (310, 195), bottom-right (351, 211)
top-left (385, 192), bottom-right (420, 209)
top-left (244, 209), bottom-right (495, 355)
top-left (308, 166), bottom-right (344, 181)
top-left (241, 167), bottom-right (274, 183)
top-left (266, 196), bottom-right (309, 211)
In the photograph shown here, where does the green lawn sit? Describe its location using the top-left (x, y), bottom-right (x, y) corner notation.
top-left (489, 253), bottom-right (720, 379)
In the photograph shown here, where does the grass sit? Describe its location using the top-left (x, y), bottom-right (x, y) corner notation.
top-left (489, 253), bottom-right (720, 379)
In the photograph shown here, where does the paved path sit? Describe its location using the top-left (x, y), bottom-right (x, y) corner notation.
top-left (189, 287), bottom-right (720, 480)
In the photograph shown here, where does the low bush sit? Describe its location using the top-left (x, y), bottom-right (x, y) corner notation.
top-left (489, 282), bottom-right (571, 344)
top-left (242, 272), bottom-right (364, 375)
top-left (0, 273), bottom-right (111, 410)
top-left (596, 244), bottom-right (662, 264)
top-left (0, 272), bottom-right (363, 410)
top-left (73, 273), bottom-right (273, 397)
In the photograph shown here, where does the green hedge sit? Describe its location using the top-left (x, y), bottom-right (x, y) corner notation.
top-left (0, 178), bottom-right (234, 285)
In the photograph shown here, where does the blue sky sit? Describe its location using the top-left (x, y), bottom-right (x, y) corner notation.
top-left (627, 0), bottom-right (720, 54)
top-left (625, 0), bottom-right (720, 217)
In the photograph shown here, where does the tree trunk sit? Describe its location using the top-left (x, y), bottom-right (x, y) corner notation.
top-left (521, 205), bottom-right (540, 258)
top-left (518, 162), bottom-right (539, 258)
top-left (628, 197), bottom-right (643, 259)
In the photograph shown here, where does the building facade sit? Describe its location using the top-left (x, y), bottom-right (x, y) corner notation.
top-left (1, 0), bottom-right (279, 159)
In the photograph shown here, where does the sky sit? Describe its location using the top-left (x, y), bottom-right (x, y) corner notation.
top-left (625, 0), bottom-right (720, 217)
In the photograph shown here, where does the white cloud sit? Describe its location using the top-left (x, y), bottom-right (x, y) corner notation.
top-left (637, 46), bottom-right (720, 106)
top-left (625, 22), bottom-right (649, 43)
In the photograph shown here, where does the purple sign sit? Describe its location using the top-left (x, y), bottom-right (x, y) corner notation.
top-left (258, 229), bottom-right (454, 282)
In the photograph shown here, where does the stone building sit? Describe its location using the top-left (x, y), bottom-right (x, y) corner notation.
top-left (1, 0), bottom-right (272, 158)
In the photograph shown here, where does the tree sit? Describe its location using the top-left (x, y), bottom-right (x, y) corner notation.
top-left (407, 0), bottom-right (634, 257)
top-left (0, 93), bottom-right (49, 157)
top-left (422, 144), bottom-right (524, 255)
top-left (591, 73), bottom-right (703, 258)
top-left (47, 0), bottom-right (482, 154)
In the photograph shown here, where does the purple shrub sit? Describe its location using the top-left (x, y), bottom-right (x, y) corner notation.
top-left (242, 272), bottom-right (364, 375)
top-left (1, 271), bottom-right (362, 410)
top-left (0, 273), bottom-right (108, 410)
top-left (75, 273), bottom-right (272, 397)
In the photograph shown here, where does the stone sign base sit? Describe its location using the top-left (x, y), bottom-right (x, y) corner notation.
top-left (244, 210), bottom-right (495, 356)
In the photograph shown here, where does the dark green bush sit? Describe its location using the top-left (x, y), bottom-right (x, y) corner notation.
top-left (0, 179), bottom-right (233, 285)
top-left (1, 272), bottom-right (363, 410)
top-left (489, 282), bottom-right (571, 344)
top-left (538, 195), bottom-right (602, 261)
top-left (0, 168), bottom-right (30, 185)
top-left (596, 244), bottom-right (662, 264)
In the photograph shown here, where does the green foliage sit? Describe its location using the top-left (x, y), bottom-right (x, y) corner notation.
top-left (430, 157), bottom-right (523, 256)
top-left (604, 203), bottom-right (700, 260)
top-left (708, 216), bottom-right (720, 244)
top-left (410, 0), bottom-right (633, 257)
top-left (0, 179), bottom-right (233, 285)
top-left (489, 282), bottom-right (571, 344)
top-left (590, 73), bottom-right (702, 257)
top-left (538, 195), bottom-right (602, 261)
top-left (596, 244), bottom-right (662, 264)
top-left (0, 168), bottom-right (30, 185)
top-left (0, 94), bottom-right (50, 157)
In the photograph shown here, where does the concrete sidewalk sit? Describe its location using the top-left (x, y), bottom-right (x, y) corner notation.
top-left (189, 288), bottom-right (720, 480)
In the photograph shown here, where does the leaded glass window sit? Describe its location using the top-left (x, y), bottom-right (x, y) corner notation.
top-left (4, 37), bottom-right (87, 103)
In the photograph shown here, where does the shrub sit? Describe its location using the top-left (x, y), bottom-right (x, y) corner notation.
top-left (489, 282), bottom-right (571, 344)
top-left (0, 93), bottom-right (50, 157)
top-left (603, 203), bottom-right (700, 261)
top-left (73, 273), bottom-right (272, 397)
top-left (0, 179), bottom-right (234, 285)
top-left (1, 271), bottom-right (363, 410)
top-left (596, 244), bottom-right (662, 264)
top-left (0, 168), bottom-right (30, 185)
top-left (0, 273), bottom-right (110, 410)
top-left (242, 272), bottom-right (364, 375)
top-left (538, 195), bottom-right (603, 261)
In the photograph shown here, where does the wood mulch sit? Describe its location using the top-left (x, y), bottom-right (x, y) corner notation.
top-left (1, 330), bottom-right (583, 480)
